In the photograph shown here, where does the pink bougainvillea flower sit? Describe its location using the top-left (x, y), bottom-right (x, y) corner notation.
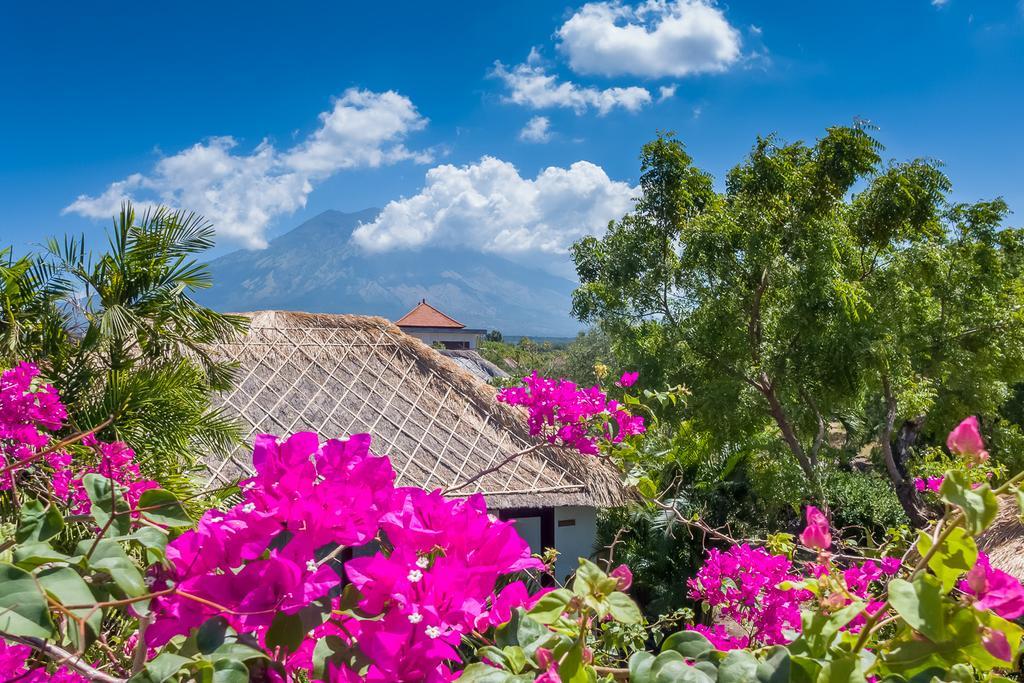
top-left (617, 371), bottom-right (639, 388)
top-left (947, 416), bottom-right (989, 464)
top-left (496, 372), bottom-right (644, 455)
top-left (534, 648), bottom-right (561, 683)
top-left (799, 506), bottom-right (832, 551)
top-left (962, 553), bottom-right (1024, 619)
top-left (688, 544), bottom-right (810, 646)
top-left (982, 628), bottom-right (1013, 662)
top-left (610, 564), bottom-right (633, 591)
top-left (880, 556), bottom-right (902, 575)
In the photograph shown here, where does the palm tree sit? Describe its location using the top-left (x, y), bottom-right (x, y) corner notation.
top-left (1, 202), bottom-right (248, 490)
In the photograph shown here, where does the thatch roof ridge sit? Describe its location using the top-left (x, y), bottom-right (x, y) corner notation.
top-left (206, 310), bottom-right (630, 509)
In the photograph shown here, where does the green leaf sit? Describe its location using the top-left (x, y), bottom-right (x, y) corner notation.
top-left (0, 562), bottom-right (54, 638)
top-left (37, 566), bottom-right (101, 649)
top-left (882, 609), bottom-right (979, 675)
top-left (131, 652), bottom-right (192, 682)
top-left (915, 527), bottom-right (977, 593)
top-left (939, 471), bottom-right (999, 535)
top-left (80, 539), bottom-right (147, 600)
top-left (527, 588), bottom-right (572, 624)
top-left (457, 662), bottom-right (534, 682)
top-left (210, 638), bottom-right (268, 663)
top-left (630, 651), bottom-right (656, 683)
top-left (211, 659), bottom-right (249, 683)
top-left (651, 650), bottom-right (715, 682)
top-left (887, 575), bottom-right (946, 642)
top-left (663, 630), bottom-right (715, 659)
top-left (12, 542), bottom-right (77, 571)
top-left (503, 645), bottom-right (527, 674)
top-left (557, 642), bottom-right (591, 683)
top-left (496, 609), bottom-right (563, 659)
top-left (572, 558), bottom-right (618, 598)
top-left (606, 591), bottom-right (643, 624)
top-left (138, 488), bottom-right (193, 527)
top-left (197, 616), bottom-right (230, 654)
top-left (311, 634), bottom-right (369, 680)
top-left (816, 653), bottom-right (868, 683)
top-left (719, 649), bottom-right (759, 683)
top-left (791, 605), bottom-right (863, 659)
top-left (265, 611), bottom-right (305, 654)
top-left (756, 646), bottom-right (792, 683)
top-left (82, 472), bottom-right (131, 536)
top-left (16, 497), bottom-right (64, 543)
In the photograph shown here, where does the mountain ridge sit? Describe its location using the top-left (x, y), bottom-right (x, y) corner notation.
top-left (195, 209), bottom-right (584, 336)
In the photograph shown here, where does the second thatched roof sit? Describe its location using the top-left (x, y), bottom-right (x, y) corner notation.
top-left (976, 497), bottom-right (1024, 579)
top-left (201, 311), bottom-right (630, 510)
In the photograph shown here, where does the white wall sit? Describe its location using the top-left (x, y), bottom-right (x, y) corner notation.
top-left (553, 506), bottom-right (598, 584)
top-left (404, 330), bottom-right (479, 349)
top-left (503, 506), bottom-right (598, 585)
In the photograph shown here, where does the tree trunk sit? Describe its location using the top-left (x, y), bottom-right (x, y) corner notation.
top-left (879, 377), bottom-right (930, 527)
top-left (758, 376), bottom-right (825, 504)
top-left (891, 416), bottom-right (930, 527)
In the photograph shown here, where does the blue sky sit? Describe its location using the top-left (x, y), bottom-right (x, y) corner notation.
top-left (2, 0), bottom-right (1022, 269)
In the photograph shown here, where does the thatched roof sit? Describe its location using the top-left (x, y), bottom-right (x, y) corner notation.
top-left (976, 497), bottom-right (1024, 579)
top-left (201, 311), bottom-right (629, 509)
top-left (439, 350), bottom-right (508, 381)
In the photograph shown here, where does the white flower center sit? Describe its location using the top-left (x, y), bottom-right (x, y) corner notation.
top-left (425, 625), bottom-right (441, 639)
top-left (407, 569), bottom-right (423, 583)
top-left (408, 612), bottom-right (423, 624)
top-left (416, 557), bottom-right (429, 569)
top-left (306, 560), bottom-right (318, 572)
top-left (242, 503), bottom-right (256, 513)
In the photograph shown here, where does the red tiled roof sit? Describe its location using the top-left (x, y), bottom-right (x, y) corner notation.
top-left (395, 300), bottom-right (465, 329)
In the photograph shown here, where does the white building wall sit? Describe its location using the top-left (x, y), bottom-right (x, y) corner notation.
top-left (553, 506), bottom-right (598, 584)
top-left (502, 506), bottom-right (598, 585)
top-left (405, 330), bottom-right (479, 349)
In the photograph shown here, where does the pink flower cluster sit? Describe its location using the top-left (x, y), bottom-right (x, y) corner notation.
top-left (147, 431), bottom-right (543, 682)
top-left (0, 639), bottom-right (84, 682)
top-left (496, 371), bottom-right (645, 455)
top-left (914, 476), bottom-right (944, 493)
top-left (689, 504), bottom-right (906, 650)
top-left (0, 362), bottom-right (157, 513)
top-left (0, 362), bottom-right (66, 488)
top-left (687, 544), bottom-right (811, 648)
top-left (962, 552), bottom-right (1024, 620)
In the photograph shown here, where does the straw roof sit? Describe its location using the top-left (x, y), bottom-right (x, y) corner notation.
top-left (439, 350), bottom-right (508, 381)
top-left (201, 311), bottom-right (629, 509)
top-left (976, 497), bottom-right (1024, 579)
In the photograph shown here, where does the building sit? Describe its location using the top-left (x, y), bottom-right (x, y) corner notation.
top-left (202, 311), bottom-right (629, 583)
top-left (395, 299), bottom-right (486, 350)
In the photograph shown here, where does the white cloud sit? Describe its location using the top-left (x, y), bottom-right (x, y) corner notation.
top-left (352, 156), bottom-right (636, 268)
top-left (492, 60), bottom-right (652, 115)
top-left (931, 0), bottom-right (949, 6)
top-left (557, 0), bottom-right (742, 78)
top-left (519, 116), bottom-right (552, 143)
top-left (657, 84), bottom-right (678, 102)
top-left (64, 89), bottom-right (430, 249)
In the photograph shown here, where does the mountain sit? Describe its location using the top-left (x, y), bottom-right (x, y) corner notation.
top-left (196, 209), bottom-right (584, 336)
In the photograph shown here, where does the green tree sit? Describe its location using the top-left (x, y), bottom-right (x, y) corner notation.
top-left (1, 203), bottom-right (248, 488)
top-left (573, 126), bottom-right (1024, 526)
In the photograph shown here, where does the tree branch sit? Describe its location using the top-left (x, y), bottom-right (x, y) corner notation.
top-left (0, 632), bottom-right (125, 683)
